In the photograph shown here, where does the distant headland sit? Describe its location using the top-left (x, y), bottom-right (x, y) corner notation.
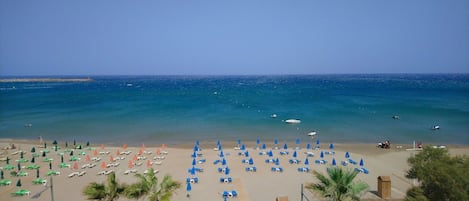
top-left (0, 77), bottom-right (93, 83)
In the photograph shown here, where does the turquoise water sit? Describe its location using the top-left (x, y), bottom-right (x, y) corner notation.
top-left (1, 74), bottom-right (468, 145)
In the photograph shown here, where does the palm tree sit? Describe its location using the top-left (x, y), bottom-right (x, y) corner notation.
top-left (83, 172), bottom-right (126, 201)
top-left (124, 168), bottom-right (180, 201)
top-left (307, 166), bottom-right (369, 201)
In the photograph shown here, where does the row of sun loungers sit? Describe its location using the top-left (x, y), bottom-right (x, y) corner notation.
top-left (120, 151), bottom-right (132, 155)
top-left (289, 159), bottom-right (301, 164)
top-left (123, 169), bottom-right (138, 175)
top-left (97, 170), bottom-right (114, 175)
top-left (68, 171), bottom-right (87, 177)
top-left (91, 157), bottom-right (101, 161)
top-left (245, 166), bottom-right (257, 172)
top-left (315, 159), bottom-right (327, 164)
top-left (99, 151), bottom-right (111, 155)
top-left (153, 156), bottom-right (165, 160)
top-left (143, 169), bottom-right (159, 174)
top-left (355, 167), bottom-right (369, 174)
top-left (221, 190), bottom-right (238, 198)
top-left (106, 162), bottom-right (120, 168)
top-left (151, 161), bottom-right (163, 165)
top-left (219, 177), bottom-right (232, 183)
top-left (298, 167), bottom-right (309, 172)
top-left (187, 177), bottom-right (199, 183)
top-left (11, 189), bottom-right (30, 196)
top-left (271, 167), bottom-right (283, 172)
top-left (81, 163), bottom-right (97, 169)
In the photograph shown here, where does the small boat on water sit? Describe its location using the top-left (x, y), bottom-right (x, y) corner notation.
top-left (307, 131), bottom-right (317, 137)
top-left (392, 115), bottom-right (400, 120)
top-left (270, 114), bottom-right (277, 118)
top-left (285, 119), bottom-right (301, 124)
top-left (431, 125), bottom-right (440, 130)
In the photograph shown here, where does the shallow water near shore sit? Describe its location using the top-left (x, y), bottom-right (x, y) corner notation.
top-left (1, 74), bottom-right (468, 145)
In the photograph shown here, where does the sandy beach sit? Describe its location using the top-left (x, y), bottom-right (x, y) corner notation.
top-left (0, 138), bottom-right (467, 201)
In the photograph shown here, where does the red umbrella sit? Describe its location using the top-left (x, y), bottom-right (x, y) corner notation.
top-left (93, 149), bottom-right (98, 157)
top-left (138, 149), bottom-right (143, 155)
top-left (101, 161), bottom-right (106, 169)
top-left (146, 160), bottom-right (151, 167)
top-left (128, 160), bottom-right (134, 169)
top-left (132, 155), bottom-right (138, 161)
top-left (156, 148), bottom-right (161, 155)
top-left (123, 144), bottom-right (127, 150)
top-left (73, 162), bottom-right (78, 170)
top-left (162, 144), bottom-right (166, 150)
top-left (110, 155), bottom-right (114, 162)
top-left (116, 149), bottom-right (121, 156)
top-left (86, 155), bottom-right (91, 162)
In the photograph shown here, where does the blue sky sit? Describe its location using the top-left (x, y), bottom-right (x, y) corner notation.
top-left (1, 0), bottom-right (468, 75)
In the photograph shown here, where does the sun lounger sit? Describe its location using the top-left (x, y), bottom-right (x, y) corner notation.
top-left (219, 177), bottom-right (232, 183)
top-left (123, 169), bottom-right (138, 175)
top-left (198, 159), bottom-right (206, 164)
top-left (325, 151), bottom-right (335, 155)
top-left (78, 171), bottom-right (86, 176)
top-left (271, 167), bottom-right (283, 172)
top-left (143, 151), bottom-right (152, 155)
top-left (297, 167), bottom-right (309, 172)
top-left (186, 177), bottom-right (199, 183)
top-left (91, 157), bottom-right (101, 161)
top-left (153, 156), bottom-right (165, 160)
top-left (222, 190), bottom-right (238, 198)
top-left (265, 158), bottom-right (275, 163)
top-left (341, 161), bottom-right (348, 166)
top-left (305, 152), bottom-right (314, 157)
top-left (348, 159), bottom-right (357, 165)
top-left (133, 162), bottom-right (143, 166)
top-left (151, 161), bottom-right (163, 165)
top-left (59, 163), bottom-right (71, 168)
top-left (99, 151), bottom-right (110, 155)
top-left (143, 169), bottom-right (159, 174)
top-left (354, 167), bottom-right (369, 174)
top-left (213, 159), bottom-right (221, 165)
top-left (17, 172), bottom-right (28, 177)
top-left (32, 178), bottom-right (47, 185)
top-left (245, 166), bottom-right (257, 172)
top-left (315, 159), bottom-right (327, 164)
top-left (46, 171), bottom-right (60, 176)
top-left (104, 170), bottom-right (114, 175)
top-left (68, 172), bottom-right (79, 178)
top-left (137, 156), bottom-right (147, 160)
top-left (289, 159), bottom-right (301, 164)
top-left (161, 151), bottom-right (169, 155)
top-left (280, 151), bottom-right (289, 155)
top-left (0, 179), bottom-right (11, 186)
top-left (11, 189), bottom-right (30, 196)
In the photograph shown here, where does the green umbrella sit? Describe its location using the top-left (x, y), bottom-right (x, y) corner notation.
top-left (61, 155), bottom-right (64, 163)
top-left (36, 168), bottom-right (40, 178)
top-left (1, 170), bottom-right (4, 179)
top-left (49, 162), bottom-right (52, 170)
top-left (31, 147), bottom-right (36, 153)
top-left (73, 140), bottom-right (76, 146)
top-left (44, 143), bottom-right (47, 149)
top-left (20, 152), bottom-right (23, 159)
top-left (42, 151), bottom-right (46, 157)
top-left (70, 151), bottom-right (74, 156)
top-left (31, 157), bottom-right (35, 163)
top-left (16, 179), bottom-right (21, 187)
top-left (54, 145), bottom-right (58, 152)
top-left (65, 142), bottom-right (68, 147)
top-left (52, 140), bottom-right (58, 146)
top-left (6, 157), bottom-right (9, 164)
top-left (17, 163), bottom-right (21, 171)
top-left (86, 141), bottom-right (90, 147)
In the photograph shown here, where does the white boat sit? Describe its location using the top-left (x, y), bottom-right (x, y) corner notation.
top-left (285, 119), bottom-right (301, 124)
top-left (431, 125), bottom-right (440, 130)
top-left (270, 114), bottom-right (277, 118)
top-left (307, 131), bottom-right (317, 136)
top-left (392, 115), bottom-right (400, 120)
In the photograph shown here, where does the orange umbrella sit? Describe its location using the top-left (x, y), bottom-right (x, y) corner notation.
top-left (73, 162), bottom-right (78, 170)
top-left (101, 161), bottom-right (107, 169)
top-left (128, 160), bottom-right (134, 169)
top-left (116, 149), bottom-right (121, 156)
top-left (93, 149), bottom-right (98, 157)
top-left (123, 144), bottom-right (127, 150)
top-left (146, 160), bottom-right (151, 167)
top-left (162, 144), bottom-right (166, 150)
top-left (110, 155), bottom-right (114, 162)
top-left (156, 148), bottom-right (161, 155)
top-left (132, 155), bottom-right (138, 161)
top-left (101, 144), bottom-right (104, 150)
top-left (138, 149), bottom-right (143, 155)
top-left (86, 155), bottom-right (91, 161)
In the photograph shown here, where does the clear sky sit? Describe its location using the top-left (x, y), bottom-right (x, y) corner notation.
top-left (1, 0), bottom-right (468, 75)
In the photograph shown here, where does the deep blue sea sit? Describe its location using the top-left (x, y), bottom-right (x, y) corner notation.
top-left (1, 74), bottom-right (468, 145)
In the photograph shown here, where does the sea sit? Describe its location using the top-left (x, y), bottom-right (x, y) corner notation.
top-left (1, 74), bottom-right (468, 145)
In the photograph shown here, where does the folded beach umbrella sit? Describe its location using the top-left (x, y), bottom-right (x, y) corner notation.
top-left (329, 143), bottom-right (334, 149)
top-left (61, 155), bottom-right (64, 163)
top-left (268, 150), bottom-right (273, 157)
top-left (110, 156), bottom-right (114, 162)
top-left (16, 179), bottom-right (21, 188)
top-left (101, 144), bottom-right (105, 150)
top-left (222, 158), bottom-right (227, 166)
top-left (73, 162), bottom-right (79, 170)
top-left (306, 143), bottom-right (311, 150)
top-left (156, 148), bottom-right (161, 155)
top-left (101, 161), bottom-right (107, 169)
top-left (244, 151), bottom-right (249, 157)
top-left (189, 166), bottom-right (196, 175)
top-left (320, 151), bottom-right (324, 159)
top-left (138, 149), bottom-right (143, 155)
top-left (345, 151), bottom-right (350, 158)
top-left (93, 149), bottom-right (98, 157)
top-left (293, 150), bottom-right (297, 158)
top-left (192, 158), bottom-right (197, 166)
top-left (193, 145), bottom-right (198, 152)
top-left (275, 158), bottom-right (280, 166)
top-left (116, 149), bottom-right (121, 156)
top-left (262, 143), bottom-right (266, 150)
top-left (241, 144), bottom-right (246, 151)
top-left (248, 157), bottom-right (254, 165)
top-left (274, 139), bottom-right (278, 145)
top-left (196, 140), bottom-right (200, 146)
top-left (218, 144), bottom-right (222, 151)
top-left (217, 140), bottom-right (221, 147)
top-left (283, 143), bottom-right (288, 150)
top-left (128, 160), bottom-right (134, 169)
top-left (186, 181), bottom-right (191, 192)
top-left (296, 138), bottom-right (300, 145)
top-left (237, 139), bottom-right (241, 146)
top-left (316, 139), bottom-right (320, 145)
top-left (225, 167), bottom-right (230, 175)
top-left (219, 150), bottom-right (224, 158)
top-left (191, 151), bottom-right (197, 158)
top-left (17, 163), bottom-right (21, 171)
top-left (256, 138), bottom-right (260, 145)
top-left (147, 160), bottom-right (151, 167)
top-left (133, 155), bottom-right (138, 161)
top-left (0, 170), bottom-right (3, 179)
top-left (123, 144), bottom-right (127, 150)
top-left (162, 144), bottom-right (166, 150)
top-left (360, 158), bottom-right (364, 167)
top-left (36, 168), bottom-right (39, 178)
top-left (304, 158), bottom-right (309, 165)
top-left (332, 158), bottom-right (336, 166)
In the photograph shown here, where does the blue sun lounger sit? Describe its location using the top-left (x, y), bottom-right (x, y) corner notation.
top-left (220, 177), bottom-right (232, 183)
top-left (348, 159), bottom-right (357, 165)
top-left (298, 167), bottom-right (309, 172)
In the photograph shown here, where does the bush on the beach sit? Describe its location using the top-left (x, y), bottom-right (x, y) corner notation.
top-left (406, 146), bottom-right (469, 201)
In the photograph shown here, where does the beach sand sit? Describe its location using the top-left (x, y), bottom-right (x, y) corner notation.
top-left (0, 139), bottom-right (467, 201)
